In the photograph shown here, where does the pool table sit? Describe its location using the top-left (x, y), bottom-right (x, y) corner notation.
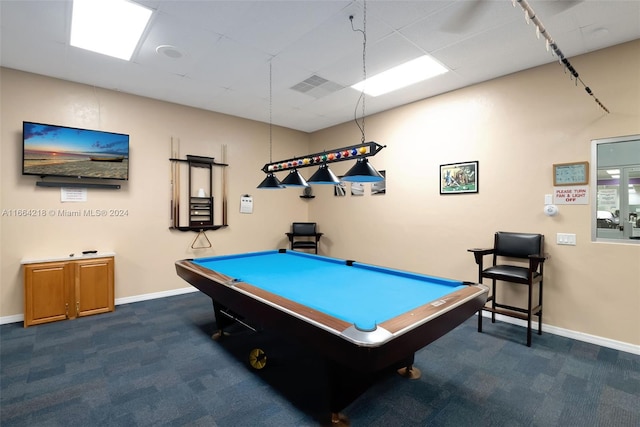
top-left (175, 249), bottom-right (488, 420)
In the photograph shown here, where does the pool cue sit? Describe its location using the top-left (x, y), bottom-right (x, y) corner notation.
top-left (222, 144), bottom-right (228, 226)
top-left (171, 137), bottom-right (180, 228)
top-left (170, 138), bottom-right (174, 227)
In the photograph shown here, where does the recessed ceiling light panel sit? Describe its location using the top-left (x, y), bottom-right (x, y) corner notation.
top-left (71, 0), bottom-right (153, 61)
top-left (352, 55), bottom-right (449, 97)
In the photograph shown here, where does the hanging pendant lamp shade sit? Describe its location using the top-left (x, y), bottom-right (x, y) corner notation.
top-left (341, 158), bottom-right (383, 182)
top-left (281, 169), bottom-right (309, 187)
top-left (257, 172), bottom-right (284, 189)
top-left (307, 164), bottom-right (341, 185)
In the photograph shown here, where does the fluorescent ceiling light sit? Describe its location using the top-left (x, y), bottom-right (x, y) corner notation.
top-left (71, 0), bottom-right (152, 61)
top-left (606, 169), bottom-right (620, 175)
top-left (351, 55), bottom-right (449, 97)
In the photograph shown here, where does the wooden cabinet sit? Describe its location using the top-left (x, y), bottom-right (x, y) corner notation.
top-left (23, 255), bottom-right (114, 327)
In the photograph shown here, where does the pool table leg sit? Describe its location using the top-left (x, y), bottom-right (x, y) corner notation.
top-left (326, 354), bottom-right (418, 423)
top-left (210, 301), bottom-right (238, 340)
top-left (397, 364), bottom-right (421, 379)
top-left (396, 352), bottom-right (421, 379)
top-left (330, 412), bottom-right (349, 426)
top-left (211, 302), bottom-right (226, 340)
top-left (210, 300), bottom-right (259, 340)
top-left (326, 360), bottom-right (373, 423)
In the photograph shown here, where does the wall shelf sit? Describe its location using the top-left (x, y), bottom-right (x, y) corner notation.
top-left (170, 225), bottom-right (228, 232)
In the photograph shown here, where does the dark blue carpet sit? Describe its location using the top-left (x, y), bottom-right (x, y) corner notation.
top-left (1, 292), bottom-right (638, 426)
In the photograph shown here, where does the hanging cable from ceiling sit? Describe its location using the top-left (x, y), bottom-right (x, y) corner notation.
top-left (342, 0), bottom-right (385, 183)
top-left (513, 0), bottom-right (609, 113)
top-left (257, 61), bottom-right (285, 189)
top-left (350, 3), bottom-right (367, 143)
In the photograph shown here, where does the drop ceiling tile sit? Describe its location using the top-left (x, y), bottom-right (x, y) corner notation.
top-left (135, 11), bottom-right (222, 75)
top-left (219, 1), bottom-right (351, 56)
top-left (1, 1), bottom-right (637, 132)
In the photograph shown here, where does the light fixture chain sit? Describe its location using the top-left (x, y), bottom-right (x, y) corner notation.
top-left (269, 61), bottom-right (273, 162)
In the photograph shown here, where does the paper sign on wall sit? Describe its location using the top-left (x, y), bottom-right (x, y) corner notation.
top-left (61, 188), bottom-right (87, 202)
top-left (554, 185), bottom-right (589, 205)
top-left (240, 195), bottom-right (253, 214)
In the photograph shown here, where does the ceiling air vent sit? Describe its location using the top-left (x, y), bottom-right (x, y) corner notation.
top-left (291, 75), bottom-right (344, 99)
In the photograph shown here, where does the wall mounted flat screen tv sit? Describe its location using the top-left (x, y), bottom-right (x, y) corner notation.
top-left (22, 121), bottom-right (129, 180)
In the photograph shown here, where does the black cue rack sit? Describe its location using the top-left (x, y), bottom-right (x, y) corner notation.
top-left (169, 154), bottom-right (228, 235)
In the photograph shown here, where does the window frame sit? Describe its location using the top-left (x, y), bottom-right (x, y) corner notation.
top-left (590, 134), bottom-right (640, 245)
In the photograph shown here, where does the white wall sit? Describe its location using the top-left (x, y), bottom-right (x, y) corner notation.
top-left (309, 40), bottom-right (640, 347)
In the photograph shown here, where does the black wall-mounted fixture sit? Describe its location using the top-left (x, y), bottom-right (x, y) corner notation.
top-left (36, 181), bottom-right (121, 189)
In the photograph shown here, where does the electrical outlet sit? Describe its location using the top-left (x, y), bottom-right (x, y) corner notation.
top-left (556, 233), bottom-right (576, 245)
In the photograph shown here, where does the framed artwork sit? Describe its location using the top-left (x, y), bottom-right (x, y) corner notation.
top-left (371, 170), bottom-right (386, 195)
top-left (553, 161), bottom-right (589, 186)
top-left (334, 178), bottom-right (346, 196)
top-left (350, 182), bottom-right (364, 196)
top-left (440, 161), bottom-right (478, 194)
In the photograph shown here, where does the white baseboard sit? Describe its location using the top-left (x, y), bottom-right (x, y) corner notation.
top-left (480, 312), bottom-right (640, 355)
top-left (2, 291), bottom-right (638, 355)
top-left (0, 287), bottom-right (198, 327)
top-left (0, 313), bottom-right (24, 325)
top-left (114, 286), bottom-right (198, 305)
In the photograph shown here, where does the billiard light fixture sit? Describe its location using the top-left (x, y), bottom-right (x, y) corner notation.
top-left (341, 158), bottom-right (384, 182)
top-left (258, 141), bottom-right (385, 187)
top-left (307, 163), bottom-right (341, 185)
top-left (258, 141), bottom-right (386, 188)
top-left (257, 1), bottom-right (386, 190)
top-left (257, 173), bottom-right (284, 189)
top-left (280, 169), bottom-right (309, 188)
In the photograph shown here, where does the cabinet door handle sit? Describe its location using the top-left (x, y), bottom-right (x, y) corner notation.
top-left (76, 302), bottom-right (80, 316)
top-left (65, 303), bottom-right (69, 319)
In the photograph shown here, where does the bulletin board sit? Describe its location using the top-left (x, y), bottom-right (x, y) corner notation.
top-left (553, 161), bottom-right (589, 186)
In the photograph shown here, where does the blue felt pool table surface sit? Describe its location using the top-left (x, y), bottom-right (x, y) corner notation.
top-left (192, 250), bottom-right (467, 331)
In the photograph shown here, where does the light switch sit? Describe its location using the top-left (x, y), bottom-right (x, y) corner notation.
top-left (556, 233), bottom-right (576, 245)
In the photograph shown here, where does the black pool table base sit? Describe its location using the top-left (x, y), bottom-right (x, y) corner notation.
top-left (208, 310), bottom-right (418, 425)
